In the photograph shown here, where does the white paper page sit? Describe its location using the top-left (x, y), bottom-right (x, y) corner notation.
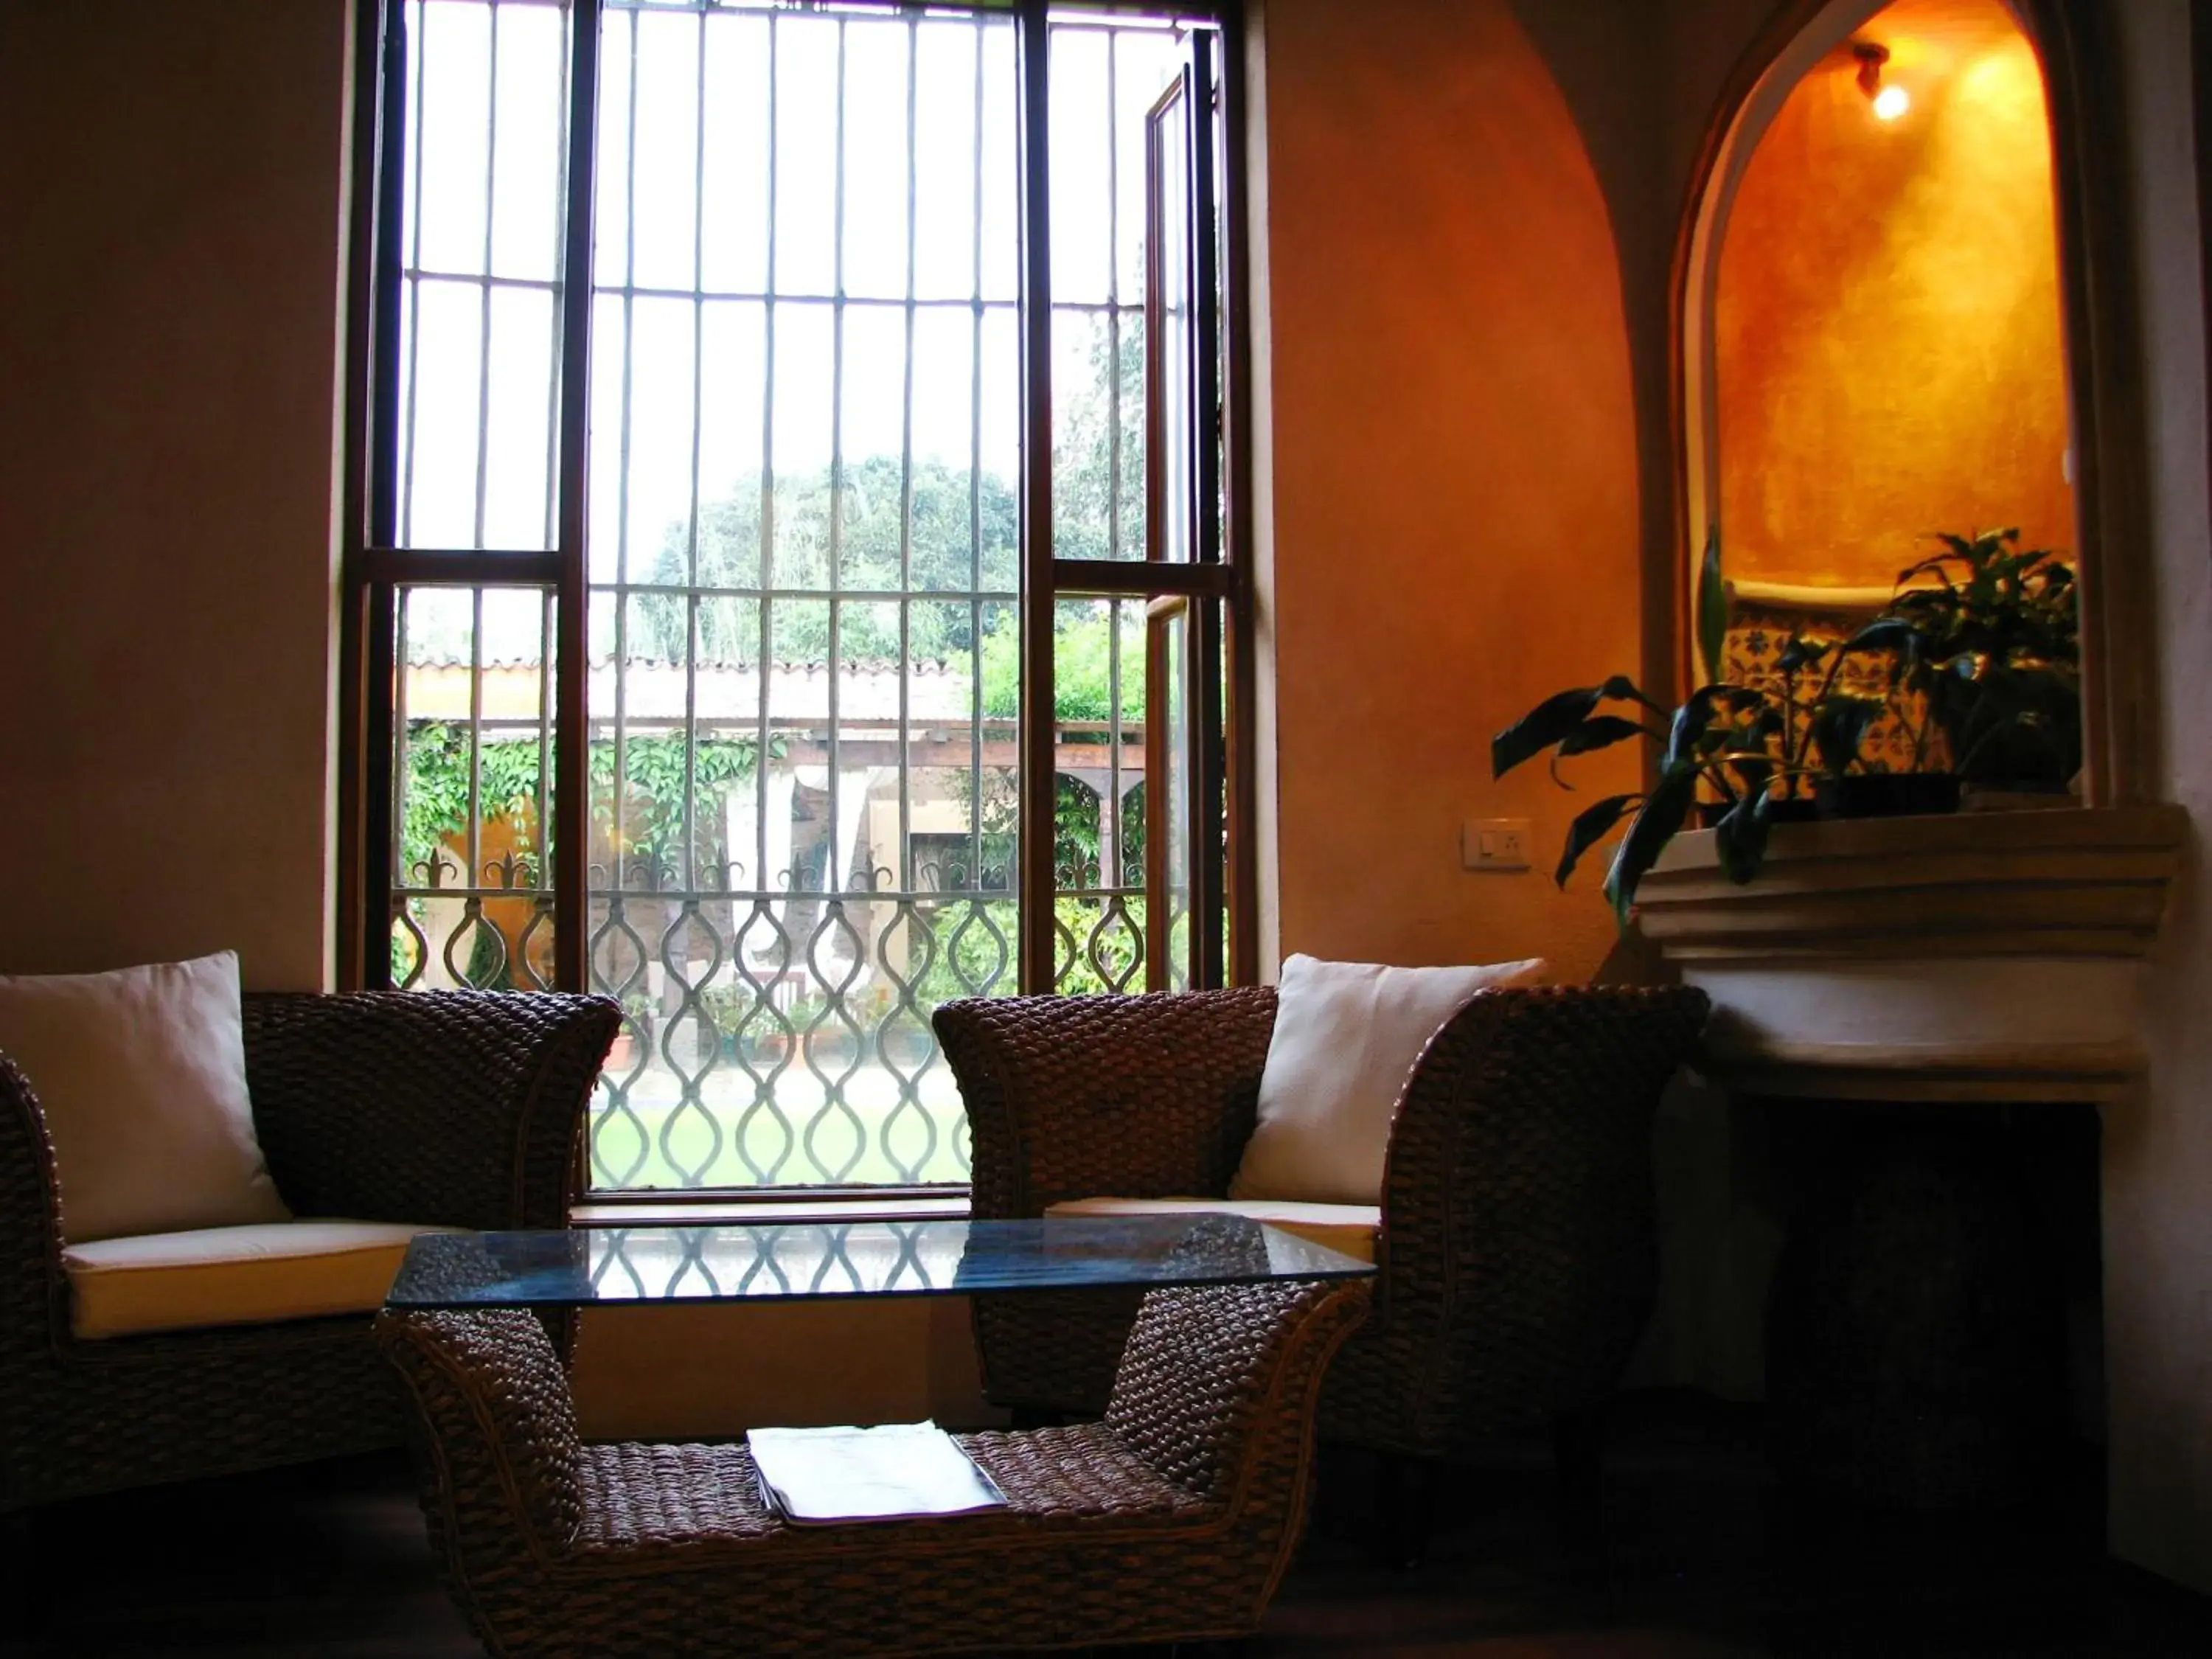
top-left (745, 1421), bottom-right (1009, 1524)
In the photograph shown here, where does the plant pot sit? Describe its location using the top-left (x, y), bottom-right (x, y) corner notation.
top-left (1697, 796), bottom-right (1820, 829)
top-left (1958, 781), bottom-right (2076, 813)
top-left (1814, 773), bottom-right (1962, 821)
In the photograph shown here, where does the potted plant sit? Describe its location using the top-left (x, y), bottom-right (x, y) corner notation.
top-left (1491, 535), bottom-right (1876, 928)
top-left (1843, 529), bottom-right (2080, 801)
top-left (604, 989), bottom-right (657, 1073)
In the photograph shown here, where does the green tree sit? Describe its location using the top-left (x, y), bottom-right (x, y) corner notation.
top-left (632, 455), bottom-right (1019, 664)
top-left (1053, 316), bottom-right (1148, 565)
top-left (978, 602), bottom-right (1149, 726)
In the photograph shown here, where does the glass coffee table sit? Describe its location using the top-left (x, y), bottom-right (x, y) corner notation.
top-left (387, 1211), bottom-right (1372, 1311)
top-left (377, 1214), bottom-right (1374, 1659)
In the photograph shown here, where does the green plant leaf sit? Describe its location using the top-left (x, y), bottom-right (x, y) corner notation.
top-left (1664, 685), bottom-right (1728, 771)
top-left (1604, 764), bottom-right (1698, 932)
top-left (1809, 693), bottom-right (1884, 776)
top-left (1777, 634), bottom-right (1832, 674)
top-left (1557, 714), bottom-right (1649, 758)
top-left (1697, 528), bottom-right (1728, 687)
top-left (1711, 781), bottom-right (1773, 886)
top-left (1845, 617), bottom-right (1918, 655)
top-left (1598, 672), bottom-right (1671, 716)
top-left (1557, 793), bottom-right (1638, 888)
top-left (1492, 685), bottom-right (1604, 778)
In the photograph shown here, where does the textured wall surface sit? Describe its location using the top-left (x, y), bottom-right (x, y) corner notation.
top-left (0, 2), bottom-right (351, 989)
top-left (1258, 0), bottom-right (1640, 981)
top-left (1715, 0), bottom-right (2072, 589)
top-left (2102, 0), bottom-right (2212, 1597)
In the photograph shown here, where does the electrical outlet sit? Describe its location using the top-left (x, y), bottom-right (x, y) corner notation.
top-left (1461, 818), bottom-right (1532, 873)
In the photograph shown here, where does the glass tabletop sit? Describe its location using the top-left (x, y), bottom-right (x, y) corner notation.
top-left (387, 1214), bottom-right (1373, 1310)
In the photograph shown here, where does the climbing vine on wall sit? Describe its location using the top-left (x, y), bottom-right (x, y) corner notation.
top-left (400, 723), bottom-right (769, 887)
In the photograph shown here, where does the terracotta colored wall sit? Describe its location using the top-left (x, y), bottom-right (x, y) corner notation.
top-left (1714, 0), bottom-right (2073, 589)
top-left (0, 2), bottom-right (350, 990)
top-left (1258, 0), bottom-right (1641, 981)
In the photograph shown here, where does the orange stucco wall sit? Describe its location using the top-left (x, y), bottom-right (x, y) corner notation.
top-left (1714, 0), bottom-right (2071, 590)
top-left (1258, 0), bottom-right (1640, 981)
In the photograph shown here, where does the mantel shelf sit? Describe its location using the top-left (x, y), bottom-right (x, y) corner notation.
top-left (1635, 804), bottom-right (2189, 1101)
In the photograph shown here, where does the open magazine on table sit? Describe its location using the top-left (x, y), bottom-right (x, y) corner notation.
top-left (745, 1421), bottom-right (1009, 1525)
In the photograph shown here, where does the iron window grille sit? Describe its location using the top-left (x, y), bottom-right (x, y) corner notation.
top-left (339, 0), bottom-right (1253, 1197)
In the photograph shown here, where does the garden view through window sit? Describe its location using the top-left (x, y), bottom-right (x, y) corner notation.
top-left (357, 0), bottom-right (1236, 1194)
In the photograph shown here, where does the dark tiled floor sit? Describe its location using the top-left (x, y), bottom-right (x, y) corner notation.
top-left (6, 1394), bottom-right (2209, 1658)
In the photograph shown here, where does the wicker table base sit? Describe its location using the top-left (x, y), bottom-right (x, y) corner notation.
top-left (378, 1274), bottom-right (1368, 1659)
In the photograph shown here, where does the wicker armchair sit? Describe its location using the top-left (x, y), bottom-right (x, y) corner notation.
top-left (0, 990), bottom-right (617, 1512)
top-left (933, 984), bottom-right (1711, 1464)
top-left (377, 1273), bottom-right (1367, 1659)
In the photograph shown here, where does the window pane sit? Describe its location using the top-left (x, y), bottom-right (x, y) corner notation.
top-left (1113, 29), bottom-right (1184, 301)
top-left (414, 1), bottom-right (490, 275)
top-left (696, 299), bottom-right (768, 588)
top-left (629, 8), bottom-right (701, 292)
top-left (1049, 596), bottom-right (1147, 995)
top-left (482, 285), bottom-right (559, 550)
top-left (913, 22), bottom-right (981, 302)
top-left (398, 0), bottom-right (568, 550)
top-left (842, 23), bottom-right (911, 302)
top-left (1051, 307), bottom-right (1141, 563)
top-left (621, 296), bottom-right (701, 587)
top-left (489, 3), bottom-right (566, 283)
top-left (586, 290), bottom-right (627, 583)
top-left (774, 15), bottom-right (839, 296)
top-left (593, 7), bottom-right (633, 290)
top-left (700, 11), bottom-right (771, 294)
top-left (1047, 26), bottom-right (1111, 307)
top-left (978, 305), bottom-right (1020, 590)
top-left (909, 307), bottom-right (979, 594)
top-left (401, 279), bottom-right (484, 548)
top-left (391, 585), bottom-right (557, 995)
top-left (978, 24), bottom-right (1019, 305)
top-left (840, 305), bottom-right (909, 522)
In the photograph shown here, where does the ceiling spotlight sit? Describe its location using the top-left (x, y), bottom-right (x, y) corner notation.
top-left (1854, 41), bottom-right (1910, 122)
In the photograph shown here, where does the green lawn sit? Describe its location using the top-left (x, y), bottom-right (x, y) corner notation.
top-left (585, 1060), bottom-right (973, 1191)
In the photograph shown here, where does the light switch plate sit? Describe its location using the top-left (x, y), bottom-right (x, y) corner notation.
top-left (1462, 818), bottom-right (1532, 872)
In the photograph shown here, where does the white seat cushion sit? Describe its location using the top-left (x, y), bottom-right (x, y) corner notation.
top-left (1228, 953), bottom-right (1545, 1206)
top-left (1045, 1197), bottom-right (1380, 1265)
top-left (63, 1220), bottom-right (463, 1340)
top-left (0, 950), bottom-right (289, 1243)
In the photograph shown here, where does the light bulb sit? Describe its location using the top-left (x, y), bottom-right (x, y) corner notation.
top-left (1873, 83), bottom-right (1911, 121)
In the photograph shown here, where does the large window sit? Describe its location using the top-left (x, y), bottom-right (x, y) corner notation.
top-left (341, 0), bottom-right (1249, 1196)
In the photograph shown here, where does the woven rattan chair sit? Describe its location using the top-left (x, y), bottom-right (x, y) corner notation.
top-left (933, 985), bottom-right (1709, 1491)
top-left (376, 1273), bottom-right (1369, 1659)
top-left (0, 990), bottom-right (617, 1512)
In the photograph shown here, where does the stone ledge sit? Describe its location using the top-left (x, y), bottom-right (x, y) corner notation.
top-left (1638, 804), bottom-right (2187, 962)
top-left (1636, 804), bottom-right (2189, 1101)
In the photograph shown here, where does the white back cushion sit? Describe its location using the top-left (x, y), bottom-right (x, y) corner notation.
top-left (0, 952), bottom-right (290, 1242)
top-left (1228, 953), bottom-right (1544, 1206)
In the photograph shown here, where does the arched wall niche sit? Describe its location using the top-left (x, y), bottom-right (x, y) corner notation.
top-left (1672, 0), bottom-right (2150, 804)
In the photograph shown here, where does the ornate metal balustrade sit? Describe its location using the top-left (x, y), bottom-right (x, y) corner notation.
top-left (391, 808), bottom-right (1171, 1192)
